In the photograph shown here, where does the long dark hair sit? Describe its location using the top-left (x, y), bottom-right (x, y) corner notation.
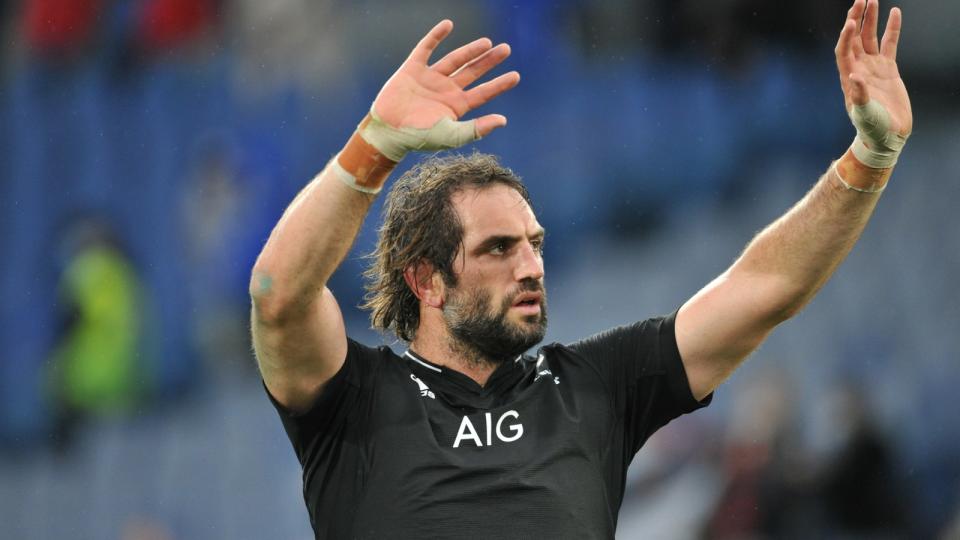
top-left (362, 152), bottom-right (531, 342)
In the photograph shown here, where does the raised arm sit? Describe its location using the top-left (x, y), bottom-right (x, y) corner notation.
top-left (675, 0), bottom-right (911, 401)
top-left (250, 21), bottom-right (519, 412)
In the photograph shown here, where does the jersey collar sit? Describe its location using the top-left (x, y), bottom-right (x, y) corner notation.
top-left (403, 349), bottom-right (525, 396)
top-left (403, 350), bottom-right (443, 373)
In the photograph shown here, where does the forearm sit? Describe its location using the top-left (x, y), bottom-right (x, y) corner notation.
top-left (676, 151), bottom-right (891, 399)
top-left (730, 149), bottom-right (889, 321)
top-left (677, 0), bottom-right (910, 400)
top-left (730, 0), bottom-right (909, 321)
top-left (250, 135), bottom-right (395, 322)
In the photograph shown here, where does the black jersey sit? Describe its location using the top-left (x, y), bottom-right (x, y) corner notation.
top-left (266, 312), bottom-right (711, 539)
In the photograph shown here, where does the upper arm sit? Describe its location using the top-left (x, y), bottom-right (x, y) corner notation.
top-left (675, 270), bottom-right (786, 400)
top-left (251, 286), bottom-right (348, 413)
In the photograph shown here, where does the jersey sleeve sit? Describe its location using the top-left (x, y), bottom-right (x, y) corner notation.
top-left (567, 310), bottom-right (711, 455)
top-left (262, 338), bottom-right (377, 478)
top-left (262, 338), bottom-right (385, 536)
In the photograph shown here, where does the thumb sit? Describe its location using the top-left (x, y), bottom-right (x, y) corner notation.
top-left (848, 73), bottom-right (870, 107)
top-left (474, 114), bottom-right (508, 138)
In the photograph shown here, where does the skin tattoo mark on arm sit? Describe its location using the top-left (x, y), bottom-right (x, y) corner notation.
top-left (255, 272), bottom-right (273, 295)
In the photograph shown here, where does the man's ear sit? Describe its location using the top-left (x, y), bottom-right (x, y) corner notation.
top-left (403, 261), bottom-right (445, 309)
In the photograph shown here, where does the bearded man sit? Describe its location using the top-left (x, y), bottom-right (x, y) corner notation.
top-left (249, 1), bottom-right (911, 537)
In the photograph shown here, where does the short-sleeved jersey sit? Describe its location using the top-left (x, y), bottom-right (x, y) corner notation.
top-left (266, 312), bottom-right (711, 539)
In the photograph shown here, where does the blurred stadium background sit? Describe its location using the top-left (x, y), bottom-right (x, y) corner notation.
top-left (1, 0), bottom-right (958, 538)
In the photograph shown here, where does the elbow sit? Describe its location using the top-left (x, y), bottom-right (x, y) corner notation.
top-left (249, 266), bottom-right (308, 326)
top-left (765, 302), bottom-right (802, 326)
top-left (249, 267), bottom-right (281, 324)
top-left (729, 269), bottom-right (814, 326)
top-left (758, 279), bottom-right (816, 324)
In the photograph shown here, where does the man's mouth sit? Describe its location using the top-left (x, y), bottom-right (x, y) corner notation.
top-left (512, 292), bottom-right (542, 307)
top-left (510, 292), bottom-right (543, 314)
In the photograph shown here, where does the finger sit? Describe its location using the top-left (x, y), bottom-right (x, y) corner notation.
top-left (861, 0), bottom-right (880, 54)
top-left (850, 24), bottom-right (865, 58)
top-left (431, 37), bottom-right (493, 76)
top-left (408, 20), bottom-right (454, 64)
top-left (464, 71), bottom-right (521, 110)
top-left (848, 72), bottom-right (870, 106)
top-left (842, 0), bottom-right (867, 57)
top-left (835, 19), bottom-right (857, 77)
top-left (880, 7), bottom-right (902, 60)
top-left (848, 0), bottom-right (866, 32)
top-left (840, 51), bottom-right (858, 101)
top-left (474, 114), bottom-right (508, 138)
top-left (453, 43), bottom-right (512, 88)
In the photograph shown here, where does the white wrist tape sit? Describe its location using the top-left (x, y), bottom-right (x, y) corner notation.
top-left (832, 161), bottom-right (886, 194)
top-left (332, 158), bottom-right (383, 194)
top-left (848, 99), bottom-right (908, 169)
top-left (358, 107), bottom-right (479, 162)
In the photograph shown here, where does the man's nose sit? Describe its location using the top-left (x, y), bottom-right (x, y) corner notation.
top-left (514, 242), bottom-right (544, 282)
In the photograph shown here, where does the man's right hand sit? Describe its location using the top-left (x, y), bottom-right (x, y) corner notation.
top-left (365, 20), bottom-right (520, 159)
top-left (252, 21), bottom-right (519, 413)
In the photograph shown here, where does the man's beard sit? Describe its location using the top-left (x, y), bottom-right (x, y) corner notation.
top-left (442, 278), bottom-right (547, 368)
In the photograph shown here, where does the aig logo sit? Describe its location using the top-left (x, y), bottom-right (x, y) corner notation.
top-left (453, 410), bottom-right (524, 448)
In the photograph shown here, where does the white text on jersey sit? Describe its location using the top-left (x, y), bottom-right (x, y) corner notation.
top-left (453, 410), bottom-right (524, 448)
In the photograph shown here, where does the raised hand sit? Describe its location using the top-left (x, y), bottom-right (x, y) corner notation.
top-left (835, 0), bottom-right (912, 137)
top-left (373, 20), bottom-right (520, 140)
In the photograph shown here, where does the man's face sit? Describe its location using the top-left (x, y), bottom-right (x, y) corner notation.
top-left (442, 184), bottom-right (547, 363)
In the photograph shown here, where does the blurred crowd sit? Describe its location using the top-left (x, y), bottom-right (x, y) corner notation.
top-left (1, 0), bottom-right (959, 538)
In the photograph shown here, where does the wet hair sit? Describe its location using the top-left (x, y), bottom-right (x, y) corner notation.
top-left (362, 152), bottom-right (531, 342)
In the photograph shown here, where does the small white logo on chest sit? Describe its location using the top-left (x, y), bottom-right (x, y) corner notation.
top-left (409, 374), bottom-right (435, 399)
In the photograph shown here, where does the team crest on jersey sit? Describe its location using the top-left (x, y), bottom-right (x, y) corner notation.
top-left (409, 374), bottom-right (435, 399)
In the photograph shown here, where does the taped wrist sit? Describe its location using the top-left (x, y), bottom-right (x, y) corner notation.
top-left (848, 99), bottom-right (909, 169)
top-left (334, 118), bottom-right (398, 194)
top-left (359, 107), bottom-right (480, 162)
top-left (832, 159), bottom-right (887, 194)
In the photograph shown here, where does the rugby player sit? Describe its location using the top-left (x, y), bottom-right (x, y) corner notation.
top-left (250, 0), bottom-right (910, 536)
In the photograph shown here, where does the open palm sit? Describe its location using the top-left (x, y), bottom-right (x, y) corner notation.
top-left (836, 0), bottom-right (912, 136)
top-left (373, 20), bottom-right (520, 138)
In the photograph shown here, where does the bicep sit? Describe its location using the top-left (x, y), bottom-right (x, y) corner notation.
top-left (675, 270), bottom-right (784, 400)
top-left (252, 286), bottom-right (348, 413)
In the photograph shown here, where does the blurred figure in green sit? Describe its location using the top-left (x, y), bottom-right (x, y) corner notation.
top-left (46, 215), bottom-right (147, 450)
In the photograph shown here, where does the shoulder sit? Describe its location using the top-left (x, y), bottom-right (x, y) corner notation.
top-left (526, 340), bottom-right (609, 381)
top-left (346, 337), bottom-right (400, 361)
top-left (266, 338), bottom-right (397, 416)
top-left (526, 314), bottom-right (680, 393)
top-left (344, 337), bottom-right (403, 380)
top-left (565, 314), bottom-right (676, 369)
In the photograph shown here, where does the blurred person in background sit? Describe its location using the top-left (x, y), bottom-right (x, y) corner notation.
top-left (45, 214), bottom-right (149, 452)
top-left (249, 0), bottom-right (911, 537)
top-left (705, 368), bottom-right (820, 539)
top-left (181, 133), bottom-right (259, 375)
top-left (819, 381), bottom-right (907, 537)
top-left (617, 412), bottom-right (723, 538)
top-left (225, 0), bottom-right (346, 100)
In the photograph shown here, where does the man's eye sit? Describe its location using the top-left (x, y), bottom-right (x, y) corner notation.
top-left (490, 242), bottom-right (506, 254)
top-left (532, 240), bottom-right (544, 253)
